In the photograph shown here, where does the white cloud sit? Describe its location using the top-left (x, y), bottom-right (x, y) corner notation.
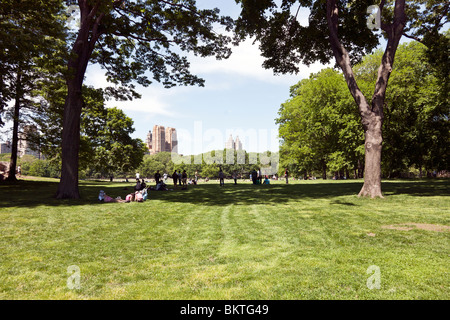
top-left (188, 37), bottom-right (330, 85)
top-left (106, 88), bottom-right (175, 117)
top-left (85, 66), bottom-right (175, 117)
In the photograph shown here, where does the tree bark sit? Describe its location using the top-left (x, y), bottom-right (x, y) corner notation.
top-left (7, 72), bottom-right (22, 181)
top-left (55, 1), bottom-right (104, 199)
top-left (55, 86), bottom-right (83, 198)
top-left (358, 113), bottom-right (383, 197)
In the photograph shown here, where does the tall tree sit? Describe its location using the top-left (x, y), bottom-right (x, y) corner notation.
top-left (0, 0), bottom-right (66, 181)
top-left (90, 107), bottom-right (146, 178)
top-left (235, 0), bottom-right (448, 198)
top-left (57, 0), bottom-right (233, 198)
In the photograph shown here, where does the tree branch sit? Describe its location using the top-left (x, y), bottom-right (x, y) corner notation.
top-left (372, 0), bottom-right (406, 116)
top-left (402, 32), bottom-right (423, 43)
top-left (326, 0), bottom-right (370, 119)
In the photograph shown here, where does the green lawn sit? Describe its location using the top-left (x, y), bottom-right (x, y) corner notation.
top-left (0, 178), bottom-right (448, 299)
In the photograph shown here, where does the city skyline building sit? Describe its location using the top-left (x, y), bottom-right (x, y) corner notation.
top-left (165, 127), bottom-right (178, 154)
top-left (0, 141), bottom-right (11, 154)
top-left (225, 134), bottom-right (243, 151)
top-left (18, 125), bottom-right (41, 158)
top-left (234, 135), bottom-right (243, 151)
top-left (146, 125), bottom-right (178, 155)
top-left (225, 134), bottom-right (235, 150)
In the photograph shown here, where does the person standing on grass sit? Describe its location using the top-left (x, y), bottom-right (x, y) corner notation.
top-left (251, 169), bottom-right (257, 185)
top-left (194, 171), bottom-right (198, 184)
top-left (172, 170), bottom-right (178, 188)
top-left (219, 168), bottom-right (225, 187)
top-left (285, 168), bottom-right (289, 184)
top-left (232, 171), bottom-right (237, 185)
top-left (155, 170), bottom-right (161, 185)
top-left (178, 170), bottom-right (182, 186)
top-left (182, 170), bottom-right (188, 189)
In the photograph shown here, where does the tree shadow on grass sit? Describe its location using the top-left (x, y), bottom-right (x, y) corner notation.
top-left (0, 179), bottom-right (448, 208)
top-left (381, 179), bottom-right (450, 197)
top-left (0, 179), bottom-right (118, 208)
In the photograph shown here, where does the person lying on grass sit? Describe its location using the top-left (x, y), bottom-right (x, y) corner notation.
top-left (99, 190), bottom-right (146, 203)
top-left (104, 193), bottom-right (127, 203)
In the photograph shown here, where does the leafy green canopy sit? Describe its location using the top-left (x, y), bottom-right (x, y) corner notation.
top-left (277, 68), bottom-right (364, 178)
top-left (76, 0), bottom-right (234, 100)
top-left (0, 0), bottom-right (66, 126)
top-left (355, 41), bottom-right (449, 176)
top-left (234, 0), bottom-right (380, 73)
top-left (235, 1), bottom-right (448, 73)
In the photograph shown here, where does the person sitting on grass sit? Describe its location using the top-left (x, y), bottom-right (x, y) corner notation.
top-left (134, 179), bottom-right (142, 192)
top-left (263, 176), bottom-right (270, 185)
top-left (155, 170), bottom-right (161, 185)
top-left (135, 191), bottom-right (144, 202)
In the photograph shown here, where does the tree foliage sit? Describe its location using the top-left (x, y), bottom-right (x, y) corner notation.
top-left (0, 0), bottom-right (66, 181)
top-left (0, 0), bottom-right (65, 126)
top-left (33, 85), bottom-right (145, 178)
top-left (355, 41), bottom-right (449, 176)
top-left (278, 42), bottom-right (448, 179)
top-left (277, 68), bottom-right (364, 179)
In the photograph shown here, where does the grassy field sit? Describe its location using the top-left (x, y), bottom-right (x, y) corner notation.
top-left (0, 177), bottom-right (448, 300)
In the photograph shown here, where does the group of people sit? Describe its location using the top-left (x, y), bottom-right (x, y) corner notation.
top-left (250, 168), bottom-right (270, 185)
top-left (134, 178), bottom-right (147, 191)
top-left (171, 170), bottom-right (191, 189)
top-left (217, 168), bottom-right (271, 186)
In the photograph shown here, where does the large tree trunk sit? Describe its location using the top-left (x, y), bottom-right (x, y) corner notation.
top-left (358, 114), bottom-right (383, 198)
top-left (55, 85), bottom-right (83, 199)
top-left (7, 72), bottom-right (22, 181)
top-left (55, 1), bottom-right (104, 199)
